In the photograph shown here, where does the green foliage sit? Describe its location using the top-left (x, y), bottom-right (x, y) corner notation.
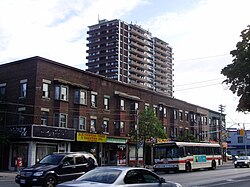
top-left (176, 132), bottom-right (198, 142)
top-left (138, 108), bottom-right (166, 140)
top-left (221, 25), bottom-right (250, 112)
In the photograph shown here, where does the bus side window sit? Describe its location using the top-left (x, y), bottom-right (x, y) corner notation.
top-left (179, 147), bottom-right (185, 157)
top-left (185, 146), bottom-right (193, 156)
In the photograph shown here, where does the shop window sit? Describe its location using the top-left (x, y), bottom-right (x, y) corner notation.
top-left (36, 144), bottom-right (57, 163)
top-left (12, 143), bottom-right (28, 167)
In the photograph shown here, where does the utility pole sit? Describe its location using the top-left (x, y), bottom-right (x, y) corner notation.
top-left (218, 104), bottom-right (225, 162)
top-left (135, 109), bottom-right (139, 167)
top-left (218, 104), bottom-right (225, 143)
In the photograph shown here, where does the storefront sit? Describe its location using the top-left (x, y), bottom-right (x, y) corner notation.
top-left (8, 125), bottom-right (75, 171)
top-left (75, 132), bottom-right (129, 166)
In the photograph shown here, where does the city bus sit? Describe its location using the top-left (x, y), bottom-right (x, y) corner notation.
top-left (153, 142), bottom-right (222, 172)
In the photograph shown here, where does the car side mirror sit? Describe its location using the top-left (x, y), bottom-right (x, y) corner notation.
top-left (159, 177), bottom-right (166, 183)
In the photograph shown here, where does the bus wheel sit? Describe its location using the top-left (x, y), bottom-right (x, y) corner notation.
top-left (211, 161), bottom-right (216, 170)
top-left (185, 162), bottom-right (192, 172)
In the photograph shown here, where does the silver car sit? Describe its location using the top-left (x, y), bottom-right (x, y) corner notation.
top-left (56, 166), bottom-right (182, 187)
top-left (234, 156), bottom-right (250, 168)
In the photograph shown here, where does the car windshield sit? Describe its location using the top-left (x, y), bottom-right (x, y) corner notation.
top-left (238, 156), bottom-right (249, 160)
top-left (76, 168), bottom-right (122, 184)
top-left (39, 154), bottom-right (65, 165)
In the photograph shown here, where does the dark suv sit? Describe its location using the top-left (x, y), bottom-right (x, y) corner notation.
top-left (15, 152), bottom-right (97, 187)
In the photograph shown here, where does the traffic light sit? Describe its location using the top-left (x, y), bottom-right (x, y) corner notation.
top-left (240, 128), bottom-right (245, 136)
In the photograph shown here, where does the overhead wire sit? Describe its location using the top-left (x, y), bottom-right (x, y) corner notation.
top-left (174, 83), bottom-right (222, 91)
top-left (174, 53), bottom-right (230, 63)
top-left (172, 53), bottom-right (230, 92)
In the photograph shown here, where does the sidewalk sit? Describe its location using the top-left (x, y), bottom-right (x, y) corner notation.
top-left (0, 170), bottom-right (17, 180)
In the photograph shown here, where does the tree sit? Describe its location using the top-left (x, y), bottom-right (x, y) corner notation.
top-left (176, 132), bottom-right (198, 142)
top-left (221, 25), bottom-right (250, 112)
top-left (130, 108), bottom-right (166, 166)
top-left (138, 109), bottom-right (166, 140)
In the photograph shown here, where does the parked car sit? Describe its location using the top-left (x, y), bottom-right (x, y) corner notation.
top-left (56, 166), bottom-right (182, 187)
top-left (15, 152), bottom-right (97, 187)
top-left (234, 156), bottom-right (250, 168)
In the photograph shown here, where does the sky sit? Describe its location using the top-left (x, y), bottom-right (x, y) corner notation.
top-left (0, 0), bottom-right (250, 129)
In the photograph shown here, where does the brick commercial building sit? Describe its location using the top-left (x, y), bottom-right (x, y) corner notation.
top-left (0, 56), bottom-right (225, 170)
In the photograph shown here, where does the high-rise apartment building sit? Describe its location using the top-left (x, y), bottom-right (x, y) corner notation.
top-left (86, 19), bottom-right (174, 97)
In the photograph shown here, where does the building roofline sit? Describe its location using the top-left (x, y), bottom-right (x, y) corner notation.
top-left (1, 56), bottom-right (223, 115)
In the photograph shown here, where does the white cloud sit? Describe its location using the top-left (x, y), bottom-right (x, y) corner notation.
top-left (0, 0), bottom-right (249, 127)
top-left (139, 0), bottom-right (250, 127)
top-left (0, 0), bottom-right (146, 65)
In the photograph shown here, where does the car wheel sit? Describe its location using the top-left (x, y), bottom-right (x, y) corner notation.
top-left (185, 162), bottom-right (192, 172)
top-left (248, 164), bottom-right (250, 168)
top-left (234, 165), bottom-right (237, 168)
top-left (43, 175), bottom-right (57, 187)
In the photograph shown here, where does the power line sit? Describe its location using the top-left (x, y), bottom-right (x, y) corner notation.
top-left (175, 78), bottom-right (224, 87)
top-left (174, 54), bottom-right (230, 63)
top-left (174, 82), bottom-right (222, 92)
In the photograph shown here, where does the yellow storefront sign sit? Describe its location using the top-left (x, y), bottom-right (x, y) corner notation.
top-left (157, 138), bottom-right (169, 143)
top-left (77, 132), bottom-right (107, 142)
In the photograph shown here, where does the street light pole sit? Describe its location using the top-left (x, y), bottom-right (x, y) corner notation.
top-left (135, 109), bottom-right (139, 167)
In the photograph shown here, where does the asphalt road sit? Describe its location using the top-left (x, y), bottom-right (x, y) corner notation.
top-left (158, 162), bottom-right (250, 187)
top-left (2, 162), bottom-right (249, 187)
